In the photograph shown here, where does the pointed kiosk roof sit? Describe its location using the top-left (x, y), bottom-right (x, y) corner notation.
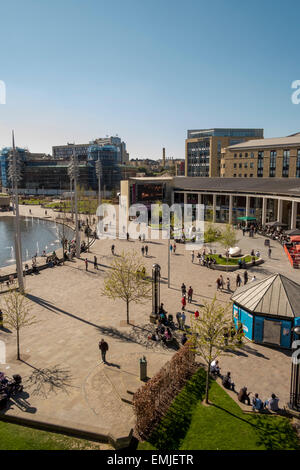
top-left (231, 273), bottom-right (300, 318)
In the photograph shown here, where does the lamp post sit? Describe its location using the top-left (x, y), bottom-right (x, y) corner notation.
top-left (8, 131), bottom-right (24, 293)
top-left (289, 326), bottom-right (300, 412)
top-left (68, 149), bottom-right (80, 258)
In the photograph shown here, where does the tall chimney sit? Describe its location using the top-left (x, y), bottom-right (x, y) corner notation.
top-left (162, 147), bottom-right (166, 167)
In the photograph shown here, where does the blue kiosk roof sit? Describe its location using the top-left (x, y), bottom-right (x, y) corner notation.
top-left (231, 273), bottom-right (300, 318)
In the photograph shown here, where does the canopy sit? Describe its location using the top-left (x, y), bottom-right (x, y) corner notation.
top-left (290, 236), bottom-right (300, 242)
top-left (231, 273), bottom-right (300, 318)
top-left (285, 229), bottom-right (300, 236)
top-left (295, 244), bottom-right (300, 252)
top-left (237, 216), bottom-right (256, 221)
top-left (265, 221), bottom-right (287, 227)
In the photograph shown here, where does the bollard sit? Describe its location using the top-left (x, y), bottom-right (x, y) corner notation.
top-left (140, 356), bottom-right (147, 381)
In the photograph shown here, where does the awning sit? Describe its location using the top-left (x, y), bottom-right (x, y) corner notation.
top-left (237, 216), bottom-right (256, 221)
top-left (290, 235), bottom-right (300, 242)
top-left (265, 221), bottom-right (287, 227)
top-left (285, 229), bottom-right (300, 236)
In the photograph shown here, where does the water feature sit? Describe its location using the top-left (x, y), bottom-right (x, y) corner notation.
top-left (0, 216), bottom-right (74, 268)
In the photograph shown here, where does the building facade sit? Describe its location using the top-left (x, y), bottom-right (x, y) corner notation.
top-left (185, 128), bottom-right (264, 177)
top-left (220, 133), bottom-right (300, 178)
top-left (121, 176), bottom-right (300, 229)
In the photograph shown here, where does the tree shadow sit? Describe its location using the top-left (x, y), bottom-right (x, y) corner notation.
top-left (24, 363), bottom-right (74, 399)
top-left (250, 414), bottom-right (300, 450)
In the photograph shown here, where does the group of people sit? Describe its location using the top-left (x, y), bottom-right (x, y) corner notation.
top-left (141, 245), bottom-right (149, 256)
top-left (180, 283), bottom-right (194, 310)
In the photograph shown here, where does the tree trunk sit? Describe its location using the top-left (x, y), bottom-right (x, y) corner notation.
top-left (17, 328), bottom-right (20, 360)
top-left (126, 300), bottom-right (130, 325)
top-left (205, 363), bottom-right (210, 404)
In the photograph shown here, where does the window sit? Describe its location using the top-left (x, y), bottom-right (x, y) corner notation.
top-left (234, 153), bottom-right (237, 158)
top-left (250, 162), bottom-right (254, 168)
top-left (251, 152), bottom-right (254, 158)
top-left (238, 173), bottom-right (242, 177)
top-left (296, 149), bottom-right (300, 177)
top-left (234, 163), bottom-right (237, 168)
top-left (233, 173), bottom-right (236, 177)
top-left (282, 149), bottom-right (290, 177)
top-left (269, 150), bottom-right (277, 177)
top-left (257, 151), bottom-right (264, 177)
top-left (244, 174), bottom-right (247, 177)
top-left (250, 173), bottom-right (253, 177)
top-left (239, 153), bottom-right (242, 158)
top-left (244, 163), bottom-right (248, 168)
top-left (245, 153), bottom-right (248, 158)
top-left (239, 163), bottom-right (242, 168)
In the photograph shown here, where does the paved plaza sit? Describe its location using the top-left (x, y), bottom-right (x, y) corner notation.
top-left (0, 204), bottom-right (299, 446)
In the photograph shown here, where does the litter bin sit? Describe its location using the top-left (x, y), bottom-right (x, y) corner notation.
top-left (264, 239), bottom-right (270, 246)
top-left (140, 356), bottom-right (147, 381)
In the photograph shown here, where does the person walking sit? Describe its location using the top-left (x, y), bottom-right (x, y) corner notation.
top-left (191, 251), bottom-right (195, 263)
top-left (176, 311), bottom-right (182, 329)
top-left (219, 274), bottom-right (224, 290)
top-left (94, 255), bottom-right (98, 270)
top-left (141, 246), bottom-right (145, 256)
top-left (85, 258), bottom-right (88, 271)
top-left (170, 244), bottom-right (173, 254)
top-left (145, 245), bottom-right (148, 256)
top-left (111, 244), bottom-right (115, 255)
top-left (173, 243), bottom-right (176, 254)
top-left (187, 286), bottom-right (193, 303)
top-left (243, 270), bottom-right (248, 285)
top-left (268, 247), bottom-right (272, 258)
top-left (226, 277), bottom-right (231, 292)
top-left (181, 295), bottom-right (186, 311)
top-left (181, 283), bottom-right (186, 296)
top-left (236, 273), bottom-right (242, 288)
top-left (216, 276), bottom-right (221, 291)
top-left (99, 339), bottom-right (109, 363)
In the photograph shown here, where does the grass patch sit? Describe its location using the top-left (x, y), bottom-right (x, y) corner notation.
top-left (209, 254), bottom-right (257, 265)
top-left (0, 420), bottom-right (108, 450)
top-left (139, 375), bottom-right (299, 451)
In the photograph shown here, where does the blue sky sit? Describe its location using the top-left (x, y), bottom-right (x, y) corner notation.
top-left (0, 0), bottom-right (300, 158)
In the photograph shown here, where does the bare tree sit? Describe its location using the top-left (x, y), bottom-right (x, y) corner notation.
top-left (189, 296), bottom-right (237, 404)
top-left (1, 289), bottom-right (37, 360)
top-left (102, 251), bottom-right (152, 324)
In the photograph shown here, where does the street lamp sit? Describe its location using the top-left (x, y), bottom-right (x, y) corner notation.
top-left (68, 149), bottom-right (80, 258)
top-left (289, 326), bottom-right (300, 411)
top-left (8, 131), bottom-right (24, 293)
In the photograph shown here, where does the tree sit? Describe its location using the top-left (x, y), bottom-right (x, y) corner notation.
top-left (189, 296), bottom-right (237, 404)
top-left (204, 223), bottom-right (222, 248)
top-left (219, 224), bottom-right (239, 251)
top-left (102, 251), bottom-right (152, 324)
top-left (1, 289), bottom-right (37, 360)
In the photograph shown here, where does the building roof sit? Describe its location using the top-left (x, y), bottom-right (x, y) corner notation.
top-left (227, 134), bottom-right (300, 150)
top-left (231, 273), bottom-right (300, 318)
top-left (172, 177), bottom-right (300, 198)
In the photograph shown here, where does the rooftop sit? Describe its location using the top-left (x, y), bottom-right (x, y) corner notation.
top-left (227, 134), bottom-right (300, 150)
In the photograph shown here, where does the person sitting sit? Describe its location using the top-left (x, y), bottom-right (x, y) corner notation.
top-left (181, 333), bottom-right (188, 346)
top-left (252, 393), bottom-right (263, 411)
top-left (264, 393), bottom-right (279, 412)
top-left (222, 372), bottom-right (235, 391)
top-left (210, 360), bottom-right (221, 376)
top-left (162, 327), bottom-right (172, 344)
top-left (238, 387), bottom-right (251, 405)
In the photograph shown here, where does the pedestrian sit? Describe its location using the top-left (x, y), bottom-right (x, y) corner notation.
top-left (145, 245), bottom-right (148, 256)
top-left (126, 232), bottom-right (129, 241)
top-left (191, 251), bottom-right (195, 263)
top-left (99, 338), bottom-right (109, 363)
top-left (176, 311), bottom-right (182, 329)
top-left (111, 244), bottom-right (115, 255)
top-left (194, 309), bottom-right (199, 319)
top-left (85, 258), bottom-right (88, 271)
top-left (243, 271), bottom-right (248, 285)
top-left (141, 246), bottom-right (145, 256)
top-left (0, 309), bottom-right (3, 329)
top-left (251, 275), bottom-right (257, 282)
top-left (94, 255), bottom-right (98, 270)
top-left (219, 274), bottom-right (224, 290)
top-left (173, 243), bottom-right (176, 254)
top-left (187, 286), bottom-right (193, 303)
top-left (181, 311), bottom-right (186, 329)
top-left (216, 276), bottom-right (221, 291)
top-left (226, 277), bottom-right (231, 292)
top-left (268, 247), bottom-right (272, 258)
top-left (181, 333), bottom-right (188, 346)
top-left (181, 295), bottom-right (186, 311)
top-left (236, 273), bottom-right (242, 288)
top-left (170, 244), bottom-right (173, 254)
top-left (181, 283), bottom-right (186, 296)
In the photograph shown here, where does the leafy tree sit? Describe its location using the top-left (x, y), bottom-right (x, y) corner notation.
top-left (219, 224), bottom-right (239, 250)
top-left (102, 251), bottom-right (152, 324)
top-left (204, 223), bottom-right (222, 247)
top-left (1, 289), bottom-right (37, 360)
top-left (189, 296), bottom-right (237, 404)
